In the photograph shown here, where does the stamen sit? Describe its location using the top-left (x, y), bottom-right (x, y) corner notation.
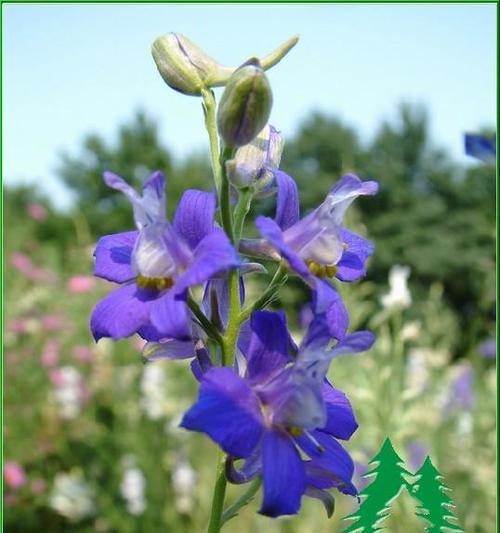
top-left (307, 261), bottom-right (338, 279)
top-left (288, 427), bottom-right (303, 437)
top-left (303, 430), bottom-right (325, 453)
top-left (343, 242), bottom-right (349, 250)
top-left (136, 275), bottom-right (174, 291)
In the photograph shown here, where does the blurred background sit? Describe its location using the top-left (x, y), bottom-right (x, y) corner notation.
top-left (3, 4), bottom-right (496, 532)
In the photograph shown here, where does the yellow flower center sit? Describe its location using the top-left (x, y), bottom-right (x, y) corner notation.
top-left (306, 261), bottom-right (338, 279)
top-left (136, 275), bottom-right (174, 291)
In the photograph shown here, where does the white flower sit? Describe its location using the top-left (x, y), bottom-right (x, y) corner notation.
top-left (50, 471), bottom-right (95, 522)
top-left (120, 466), bottom-right (146, 516)
top-left (172, 460), bottom-right (197, 514)
top-left (381, 265), bottom-right (412, 310)
top-left (140, 364), bottom-right (167, 420)
top-left (51, 366), bottom-right (85, 419)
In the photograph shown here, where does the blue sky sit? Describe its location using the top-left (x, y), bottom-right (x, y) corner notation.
top-left (2, 4), bottom-right (496, 209)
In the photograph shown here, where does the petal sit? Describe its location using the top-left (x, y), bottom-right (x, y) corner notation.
top-left (336, 229), bottom-right (374, 282)
top-left (142, 339), bottom-right (195, 362)
top-left (256, 216), bottom-right (311, 279)
top-left (93, 231), bottom-right (138, 283)
top-left (173, 228), bottom-right (239, 297)
top-left (180, 368), bottom-right (264, 458)
top-left (225, 450), bottom-right (262, 484)
top-left (141, 171), bottom-right (166, 221)
top-left (322, 382), bottom-right (358, 440)
top-left (310, 281), bottom-right (349, 341)
top-left (299, 431), bottom-right (356, 494)
top-left (190, 343), bottom-right (213, 381)
top-left (330, 331), bottom-right (376, 357)
top-left (173, 190), bottom-right (216, 249)
top-left (90, 283), bottom-right (151, 341)
top-left (103, 171), bottom-right (148, 229)
top-left (245, 311), bottom-right (292, 381)
top-left (149, 291), bottom-right (191, 340)
top-left (274, 170), bottom-right (300, 230)
top-left (465, 133), bottom-right (496, 163)
top-left (327, 174), bottom-right (378, 225)
top-left (260, 430), bottom-right (306, 517)
top-left (132, 222), bottom-right (178, 278)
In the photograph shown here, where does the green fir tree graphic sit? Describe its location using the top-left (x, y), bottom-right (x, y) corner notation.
top-left (412, 456), bottom-right (463, 532)
top-left (342, 438), bottom-right (413, 532)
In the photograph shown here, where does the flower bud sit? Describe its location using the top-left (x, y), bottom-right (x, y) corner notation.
top-left (217, 61), bottom-right (273, 147)
top-left (226, 125), bottom-right (284, 190)
top-left (151, 33), bottom-right (223, 96)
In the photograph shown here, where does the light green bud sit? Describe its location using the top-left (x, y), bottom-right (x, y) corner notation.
top-left (151, 33), bottom-right (223, 96)
top-left (217, 61), bottom-right (273, 147)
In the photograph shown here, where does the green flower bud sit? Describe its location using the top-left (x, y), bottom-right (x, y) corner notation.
top-left (217, 61), bottom-right (273, 148)
top-left (226, 125), bottom-right (284, 190)
top-left (151, 33), bottom-right (223, 96)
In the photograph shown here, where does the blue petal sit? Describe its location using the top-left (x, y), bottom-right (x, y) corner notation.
top-left (336, 229), bottom-right (374, 282)
top-left (149, 290), bottom-right (191, 340)
top-left (93, 231), bottom-right (138, 283)
top-left (245, 311), bottom-right (293, 381)
top-left (328, 175), bottom-right (378, 225)
top-left (310, 281), bottom-right (349, 341)
top-left (142, 339), bottom-right (195, 362)
top-left (256, 216), bottom-right (312, 279)
top-left (90, 283), bottom-right (153, 341)
top-left (274, 170), bottom-right (300, 230)
top-left (173, 190), bottom-right (217, 250)
top-left (173, 228), bottom-right (239, 297)
top-left (465, 133), bottom-right (496, 163)
top-left (330, 331), bottom-right (376, 357)
top-left (260, 430), bottom-right (306, 517)
top-left (181, 368), bottom-right (264, 458)
top-left (322, 381), bottom-right (358, 440)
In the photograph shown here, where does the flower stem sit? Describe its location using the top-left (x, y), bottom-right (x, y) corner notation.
top-left (233, 188), bottom-right (253, 241)
top-left (206, 449), bottom-right (228, 533)
top-left (221, 477), bottom-right (262, 525)
top-left (186, 295), bottom-right (223, 346)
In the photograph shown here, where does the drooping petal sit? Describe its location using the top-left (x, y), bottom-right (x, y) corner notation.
top-left (336, 229), bottom-right (374, 282)
top-left (173, 190), bottom-right (216, 249)
top-left (244, 311), bottom-right (293, 381)
top-left (181, 368), bottom-right (264, 458)
top-left (299, 431), bottom-right (356, 495)
top-left (305, 487), bottom-right (336, 518)
top-left (90, 283), bottom-right (153, 341)
top-left (327, 174), bottom-right (378, 225)
top-left (274, 170), bottom-right (300, 230)
top-left (256, 216), bottom-right (311, 279)
top-left (142, 338), bottom-right (195, 362)
top-left (310, 281), bottom-right (349, 341)
top-left (93, 231), bottom-right (138, 283)
top-left (329, 331), bottom-right (376, 357)
top-left (149, 290), bottom-right (191, 340)
top-left (225, 449), bottom-right (262, 484)
top-left (173, 228), bottom-right (239, 297)
top-left (260, 430), bottom-right (306, 517)
top-left (322, 381), bottom-right (358, 440)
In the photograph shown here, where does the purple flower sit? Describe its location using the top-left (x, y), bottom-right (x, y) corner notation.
top-left (464, 133), bottom-right (496, 163)
top-left (90, 171), bottom-right (239, 342)
top-left (478, 337), bottom-right (496, 359)
top-left (180, 311), bottom-right (375, 517)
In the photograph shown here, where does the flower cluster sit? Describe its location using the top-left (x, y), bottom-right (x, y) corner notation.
top-left (90, 33), bottom-right (377, 526)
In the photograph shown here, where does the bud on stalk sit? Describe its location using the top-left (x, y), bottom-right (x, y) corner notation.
top-left (217, 61), bottom-right (273, 148)
top-left (151, 33), bottom-right (223, 96)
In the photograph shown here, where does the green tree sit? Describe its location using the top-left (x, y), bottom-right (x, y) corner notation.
top-left (342, 439), bottom-right (413, 532)
top-left (412, 457), bottom-right (463, 532)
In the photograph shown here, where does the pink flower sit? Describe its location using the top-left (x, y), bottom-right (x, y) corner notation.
top-left (10, 253), bottom-right (32, 274)
top-left (49, 369), bottom-right (65, 387)
top-left (72, 345), bottom-right (94, 363)
top-left (9, 319), bottom-right (29, 335)
top-left (41, 314), bottom-right (66, 332)
top-left (67, 275), bottom-right (96, 294)
top-left (41, 340), bottom-right (60, 368)
top-left (27, 203), bottom-right (48, 221)
top-left (4, 462), bottom-right (26, 490)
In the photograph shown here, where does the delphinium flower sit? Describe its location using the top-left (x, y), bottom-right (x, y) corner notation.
top-left (90, 171), bottom-right (239, 341)
top-left (181, 311), bottom-right (375, 516)
top-left (464, 133), bottom-right (496, 163)
top-left (90, 32), bottom-right (377, 531)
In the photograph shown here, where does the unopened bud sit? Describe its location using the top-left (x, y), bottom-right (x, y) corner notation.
top-left (217, 62), bottom-right (273, 147)
top-left (151, 33), bottom-right (223, 96)
top-left (226, 125), bottom-right (284, 190)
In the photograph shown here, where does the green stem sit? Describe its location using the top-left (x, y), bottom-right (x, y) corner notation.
top-left (202, 88), bottom-right (223, 193)
top-left (239, 263), bottom-right (288, 323)
top-left (187, 295), bottom-right (223, 346)
top-left (219, 146), bottom-right (236, 243)
top-left (233, 188), bottom-right (253, 241)
top-left (222, 270), bottom-right (241, 366)
top-left (206, 449), bottom-right (228, 533)
top-left (221, 477), bottom-right (262, 525)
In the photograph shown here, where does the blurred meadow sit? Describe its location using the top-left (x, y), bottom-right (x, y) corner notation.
top-left (3, 4), bottom-right (496, 533)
